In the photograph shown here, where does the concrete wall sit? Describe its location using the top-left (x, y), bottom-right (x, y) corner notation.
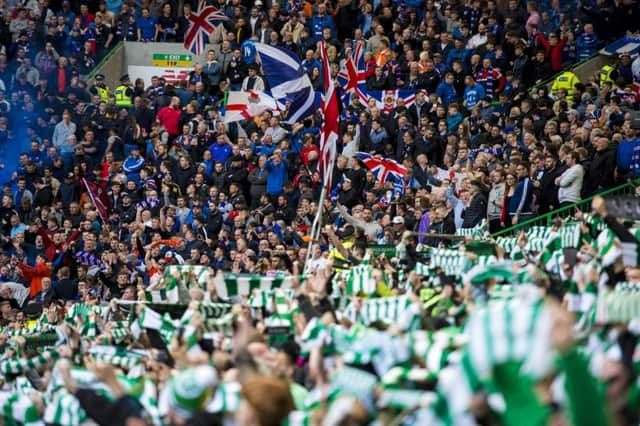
top-left (88, 43), bottom-right (126, 91)
top-left (573, 54), bottom-right (613, 84)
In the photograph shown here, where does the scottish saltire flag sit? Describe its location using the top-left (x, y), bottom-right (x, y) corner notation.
top-left (392, 175), bottom-right (406, 199)
top-left (319, 41), bottom-right (338, 190)
top-left (183, 1), bottom-right (229, 55)
top-left (355, 152), bottom-right (408, 183)
top-left (254, 43), bottom-right (317, 124)
top-left (330, 175), bottom-right (345, 201)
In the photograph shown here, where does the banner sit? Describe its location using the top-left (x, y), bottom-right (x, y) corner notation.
top-left (128, 65), bottom-right (193, 86)
top-left (599, 36), bottom-right (640, 57)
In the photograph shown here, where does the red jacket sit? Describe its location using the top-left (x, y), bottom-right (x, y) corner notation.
top-left (19, 261), bottom-right (50, 298)
top-left (536, 32), bottom-right (567, 73)
top-left (39, 227), bottom-right (80, 265)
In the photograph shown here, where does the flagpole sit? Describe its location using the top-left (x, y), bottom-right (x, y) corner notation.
top-left (304, 40), bottom-right (338, 274)
top-left (303, 170), bottom-right (331, 274)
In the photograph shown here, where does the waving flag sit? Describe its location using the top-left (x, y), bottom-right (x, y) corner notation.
top-left (223, 90), bottom-right (279, 123)
top-left (254, 43), bottom-right (317, 124)
top-left (337, 42), bottom-right (370, 106)
top-left (183, 1), bottom-right (229, 56)
top-left (355, 152), bottom-right (407, 184)
top-left (337, 43), bottom-right (416, 110)
top-left (319, 41), bottom-right (338, 191)
top-left (81, 178), bottom-right (110, 222)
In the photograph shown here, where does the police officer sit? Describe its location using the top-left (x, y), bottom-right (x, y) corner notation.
top-left (114, 74), bottom-right (133, 108)
top-left (551, 65), bottom-right (581, 102)
top-left (89, 74), bottom-right (110, 103)
top-left (598, 63), bottom-right (619, 89)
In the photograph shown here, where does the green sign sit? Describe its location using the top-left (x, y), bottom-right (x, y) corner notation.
top-left (369, 244), bottom-right (397, 258)
top-left (152, 54), bottom-right (192, 67)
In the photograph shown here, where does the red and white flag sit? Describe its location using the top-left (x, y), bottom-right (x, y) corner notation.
top-left (223, 90), bottom-right (279, 123)
top-left (183, 1), bottom-right (228, 56)
top-left (319, 41), bottom-right (338, 191)
top-left (81, 178), bottom-right (110, 222)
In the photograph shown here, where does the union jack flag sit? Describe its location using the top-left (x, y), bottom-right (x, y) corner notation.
top-left (337, 41), bottom-right (370, 106)
top-left (183, 1), bottom-right (229, 56)
top-left (355, 152), bottom-right (407, 184)
top-left (319, 41), bottom-right (338, 191)
top-left (337, 44), bottom-right (416, 112)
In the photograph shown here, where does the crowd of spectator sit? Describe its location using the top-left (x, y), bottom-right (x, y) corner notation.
top-left (0, 0), bottom-right (638, 424)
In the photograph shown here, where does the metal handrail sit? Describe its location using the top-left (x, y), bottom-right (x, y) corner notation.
top-left (491, 179), bottom-right (640, 237)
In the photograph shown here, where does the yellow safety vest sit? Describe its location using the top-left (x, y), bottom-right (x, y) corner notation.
top-left (599, 65), bottom-right (616, 88)
top-left (330, 240), bottom-right (355, 272)
top-left (552, 72), bottom-right (580, 101)
top-left (114, 85), bottom-right (132, 107)
top-left (94, 85), bottom-right (110, 103)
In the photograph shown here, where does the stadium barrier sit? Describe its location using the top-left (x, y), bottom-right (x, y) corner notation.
top-left (492, 179), bottom-right (640, 237)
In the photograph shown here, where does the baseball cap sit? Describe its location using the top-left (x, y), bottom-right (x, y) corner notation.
top-left (392, 216), bottom-right (405, 224)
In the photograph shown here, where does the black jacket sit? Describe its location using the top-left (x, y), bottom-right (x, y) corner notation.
top-left (461, 193), bottom-right (487, 228)
top-left (539, 163), bottom-right (566, 212)
top-left (587, 146), bottom-right (617, 193)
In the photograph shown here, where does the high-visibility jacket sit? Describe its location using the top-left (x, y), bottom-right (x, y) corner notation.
top-left (114, 85), bottom-right (132, 106)
top-left (598, 64), bottom-right (617, 88)
top-left (551, 71), bottom-right (581, 101)
top-left (93, 84), bottom-right (110, 102)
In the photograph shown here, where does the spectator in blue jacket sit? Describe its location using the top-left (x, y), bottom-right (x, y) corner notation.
top-left (446, 38), bottom-right (467, 68)
top-left (123, 146), bottom-right (145, 184)
top-left (576, 23), bottom-right (600, 61)
top-left (310, 3), bottom-right (335, 40)
top-left (436, 72), bottom-right (458, 106)
top-left (136, 7), bottom-right (156, 41)
top-left (209, 134), bottom-right (232, 164)
top-left (463, 75), bottom-right (485, 110)
top-left (616, 125), bottom-right (640, 177)
top-left (265, 149), bottom-right (288, 196)
top-left (509, 161), bottom-right (534, 225)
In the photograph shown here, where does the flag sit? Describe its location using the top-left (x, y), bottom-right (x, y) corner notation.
top-left (254, 43), bottom-right (317, 124)
top-left (223, 90), bottom-right (279, 123)
top-left (366, 89), bottom-right (417, 112)
top-left (81, 178), bottom-right (110, 222)
top-left (355, 152), bottom-right (407, 183)
top-left (319, 41), bottom-right (338, 191)
top-left (337, 44), bottom-right (415, 110)
top-left (337, 42), bottom-right (370, 106)
top-left (391, 174), bottom-right (406, 199)
top-left (183, 1), bottom-right (228, 55)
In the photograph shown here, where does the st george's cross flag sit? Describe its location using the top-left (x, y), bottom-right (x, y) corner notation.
top-left (223, 90), bottom-right (279, 123)
top-left (355, 152), bottom-right (408, 184)
top-left (183, 1), bottom-right (229, 56)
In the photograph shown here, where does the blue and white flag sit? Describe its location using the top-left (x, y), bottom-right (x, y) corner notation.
top-left (254, 43), bottom-right (317, 124)
top-left (392, 175), bottom-right (406, 200)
